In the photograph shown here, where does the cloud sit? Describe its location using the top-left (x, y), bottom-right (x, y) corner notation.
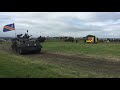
top-left (0, 12), bottom-right (120, 38)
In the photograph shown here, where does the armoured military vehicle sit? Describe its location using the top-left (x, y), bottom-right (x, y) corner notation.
top-left (11, 30), bottom-right (42, 54)
top-left (64, 37), bottom-right (74, 42)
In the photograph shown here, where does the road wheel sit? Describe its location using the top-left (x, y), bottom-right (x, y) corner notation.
top-left (18, 48), bottom-right (23, 54)
top-left (36, 49), bottom-right (41, 54)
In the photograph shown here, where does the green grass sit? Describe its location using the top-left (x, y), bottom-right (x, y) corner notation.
top-left (0, 41), bottom-right (120, 78)
top-left (42, 42), bottom-right (120, 58)
top-left (0, 51), bottom-right (71, 78)
top-left (0, 50), bottom-right (118, 78)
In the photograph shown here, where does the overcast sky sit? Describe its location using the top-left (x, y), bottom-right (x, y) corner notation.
top-left (0, 12), bottom-right (120, 38)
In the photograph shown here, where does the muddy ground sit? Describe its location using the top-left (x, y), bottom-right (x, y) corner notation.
top-left (1, 43), bottom-right (120, 77)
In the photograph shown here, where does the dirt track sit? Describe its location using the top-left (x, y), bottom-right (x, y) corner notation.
top-left (22, 51), bottom-right (120, 76)
top-left (1, 43), bottom-right (120, 77)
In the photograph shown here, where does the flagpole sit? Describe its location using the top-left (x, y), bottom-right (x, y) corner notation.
top-left (14, 23), bottom-right (16, 38)
top-left (15, 29), bottom-right (16, 38)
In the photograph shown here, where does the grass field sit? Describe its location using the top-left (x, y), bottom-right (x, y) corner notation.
top-left (42, 42), bottom-right (120, 59)
top-left (0, 41), bottom-right (120, 78)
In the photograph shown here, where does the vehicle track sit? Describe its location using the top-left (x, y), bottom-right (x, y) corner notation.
top-left (1, 44), bottom-right (120, 77)
top-left (22, 51), bottom-right (120, 76)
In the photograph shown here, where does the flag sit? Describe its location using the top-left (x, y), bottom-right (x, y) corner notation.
top-left (3, 23), bottom-right (15, 32)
